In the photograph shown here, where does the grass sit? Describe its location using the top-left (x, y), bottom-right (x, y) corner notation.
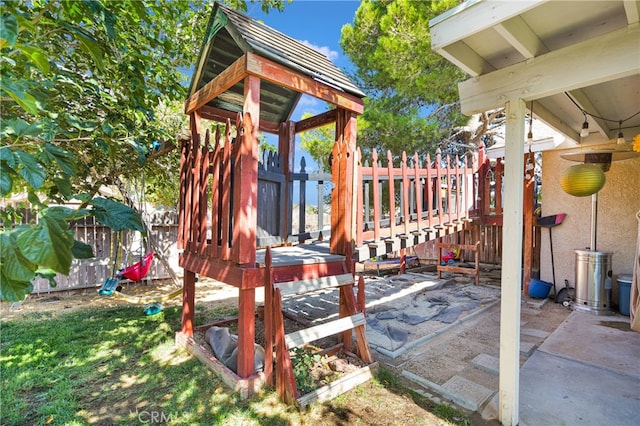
top-left (1, 304), bottom-right (471, 425)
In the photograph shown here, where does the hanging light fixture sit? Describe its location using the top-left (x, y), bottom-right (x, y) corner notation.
top-left (616, 121), bottom-right (625, 145)
top-left (527, 101), bottom-right (534, 145)
top-left (580, 113), bottom-right (589, 138)
top-left (560, 164), bottom-right (605, 197)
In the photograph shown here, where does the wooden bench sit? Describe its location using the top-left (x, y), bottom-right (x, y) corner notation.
top-left (437, 241), bottom-right (480, 285)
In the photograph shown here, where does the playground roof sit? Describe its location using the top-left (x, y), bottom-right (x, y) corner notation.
top-left (187, 2), bottom-right (365, 128)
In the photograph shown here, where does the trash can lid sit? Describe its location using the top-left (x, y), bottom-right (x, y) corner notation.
top-left (617, 274), bottom-right (633, 282)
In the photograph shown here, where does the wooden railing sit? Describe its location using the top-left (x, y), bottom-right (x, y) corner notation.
top-left (178, 113), bottom-right (510, 266)
top-left (355, 148), bottom-right (475, 247)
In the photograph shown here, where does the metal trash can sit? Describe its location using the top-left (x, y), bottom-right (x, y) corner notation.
top-left (574, 250), bottom-right (613, 315)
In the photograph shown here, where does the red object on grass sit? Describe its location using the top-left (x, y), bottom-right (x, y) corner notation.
top-left (118, 252), bottom-right (154, 282)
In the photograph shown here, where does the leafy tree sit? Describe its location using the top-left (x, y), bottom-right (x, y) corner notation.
top-left (299, 112), bottom-right (335, 173)
top-left (340, 0), bottom-right (500, 161)
top-left (0, 0), bottom-right (287, 301)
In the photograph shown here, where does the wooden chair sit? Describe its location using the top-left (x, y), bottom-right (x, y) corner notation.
top-left (437, 236), bottom-right (481, 285)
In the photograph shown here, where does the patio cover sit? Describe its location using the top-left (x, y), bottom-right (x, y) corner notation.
top-left (430, 1), bottom-right (640, 424)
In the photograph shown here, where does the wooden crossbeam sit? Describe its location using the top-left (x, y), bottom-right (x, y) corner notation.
top-left (274, 274), bottom-right (354, 297)
top-left (284, 313), bottom-right (366, 349)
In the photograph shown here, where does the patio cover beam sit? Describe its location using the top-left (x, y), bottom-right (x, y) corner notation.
top-left (456, 25), bottom-right (640, 114)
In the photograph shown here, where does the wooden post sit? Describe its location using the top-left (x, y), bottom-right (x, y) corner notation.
top-left (198, 131), bottom-right (210, 255)
top-left (220, 121), bottom-right (232, 260)
top-left (426, 153), bottom-right (433, 225)
top-left (413, 153), bottom-right (422, 231)
top-left (402, 152), bottom-right (410, 235)
top-left (279, 121), bottom-right (295, 243)
top-left (264, 247), bottom-right (274, 385)
top-left (436, 151), bottom-right (443, 226)
top-left (232, 75), bottom-right (260, 264)
top-left (177, 138), bottom-right (190, 250)
top-left (356, 148), bottom-right (364, 247)
top-left (523, 151), bottom-right (535, 296)
top-left (330, 109), bottom-right (357, 255)
top-left (209, 126), bottom-right (221, 258)
top-left (181, 269), bottom-right (196, 336)
top-left (237, 287), bottom-right (256, 378)
top-left (372, 150), bottom-right (380, 241)
top-left (387, 150), bottom-right (396, 239)
top-left (499, 98), bottom-right (525, 426)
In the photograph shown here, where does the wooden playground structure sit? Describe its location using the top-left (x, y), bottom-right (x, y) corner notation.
top-left (174, 3), bottom-right (538, 404)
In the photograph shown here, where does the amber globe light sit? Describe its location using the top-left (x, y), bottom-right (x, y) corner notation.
top-left (560, 164), bottom-right (606, 197)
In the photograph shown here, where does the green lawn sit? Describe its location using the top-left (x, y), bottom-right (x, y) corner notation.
top-left (0, 304), bottom-right (470, 425)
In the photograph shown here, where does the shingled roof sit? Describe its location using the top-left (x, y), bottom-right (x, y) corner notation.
top-left (188, 2), bottom-right (365, 125)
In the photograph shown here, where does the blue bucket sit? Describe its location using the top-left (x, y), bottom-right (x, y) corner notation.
top-left (529, 279), bottom-right (552, 299)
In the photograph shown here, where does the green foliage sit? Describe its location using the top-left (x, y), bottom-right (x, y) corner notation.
top-left (0, 0), bottom-right (287, 301)
top-left (340, 0), bottom-right (471, 159)
top-left (291, 346), bottom-right (326, 394)
top-left (299, 112), bottom-right (335, 172)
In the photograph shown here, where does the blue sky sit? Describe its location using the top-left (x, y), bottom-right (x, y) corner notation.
top-left (246, 0), bottom-right (361, 120)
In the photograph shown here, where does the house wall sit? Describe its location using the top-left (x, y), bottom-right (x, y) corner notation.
top-left (541, 144), bottom-right (640, 310)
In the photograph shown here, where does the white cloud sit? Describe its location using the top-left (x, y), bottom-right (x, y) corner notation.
top-left (300, 40), bottom-right (339, 61)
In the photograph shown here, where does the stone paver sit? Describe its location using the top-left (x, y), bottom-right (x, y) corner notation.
top-left (471, 353), bottom-right (499, 375)
top-left (441, 375), bottom-right (494, 411)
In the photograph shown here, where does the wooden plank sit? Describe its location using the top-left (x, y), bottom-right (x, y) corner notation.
top-left (209, 127), bottom-right (221, 258)
top-left (372, 150), bottom-right (381, 240)
top-left (181, 270), bottom-right (196, 336)
top-left (285, 313), bottom-right (366, 349)
top-left (198, 132), bottom-right (210, 255)
top-left (245, 52), bottom-right (364, 114)
top-left (237, 287), bottom-right (256, 378)
top-left (220, 120), bottom-right (233, 260)
top-left (185, 54), bottom-right (247, 114)
top-left (297, 363), bottom-right (378, 408)
top-left (199, 104), bottom-right (280, 134)
top-left (175, 332), bottom-right (265, 400)
top-left (295, 109), bottom-right (337, 133)
top-left (264, 248), bottom-right (274, 386)
top-left (356, 149), bottom-right (364, 247)
top-left (274, 273), bottom-right (355, 297)
top-left (386, 150), bottom-right (397, 239)
top-left (273, 288), bottom-right (298, 404)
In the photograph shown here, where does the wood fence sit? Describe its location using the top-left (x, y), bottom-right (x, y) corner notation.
top-left (4, 210), bottom-right (181, 295)
top-left (355, 148), bottom-right (474, 248)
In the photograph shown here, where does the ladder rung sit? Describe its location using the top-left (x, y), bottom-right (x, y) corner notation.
top-left (285, 312), bottom-right (366, 349)
top-left (274, 274), bottom-right (354, 297)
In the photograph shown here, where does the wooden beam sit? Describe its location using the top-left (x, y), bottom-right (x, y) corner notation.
top-left (185, 54), bottom-right (247, 114)
top-left (237, 287), bottom-right (256, 378)
top-left (495, 15), bottom-right (548, 59)
top-left (498, 99), bottom-right (525, 426)
top-left (430, 0), bottom-right (545, 51)
top-left (245, 52), bottom-right (364, 115)
top-left (457, 25), bottom-right (640, 114)
top-left (438, 41), bottom-right (495, 77)
top-left (294, 109), bottom-right (338, 133)
top-left (181, 270), bottom-right (196, 336)
top-left (624, 0), bottom-right (640, 24)
top-left (199, 105), bottom-right (280, 134)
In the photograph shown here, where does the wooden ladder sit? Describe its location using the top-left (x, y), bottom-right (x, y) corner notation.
top-left (263, 247), bottom-right (376, 407)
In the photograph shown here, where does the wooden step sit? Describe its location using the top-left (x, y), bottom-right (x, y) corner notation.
top-left (274, 273), bottom-right (354, 297)
top-left (285, 312), bottom-right (366, 349)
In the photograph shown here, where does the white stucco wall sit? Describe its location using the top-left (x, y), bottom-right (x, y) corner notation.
top-left (540, 145), bottom-right (640, 308)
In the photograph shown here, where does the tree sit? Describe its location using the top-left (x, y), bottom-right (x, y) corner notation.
top-left (340, 0), bottom-right (501, 160)
top-left (0, 0), bottom-right (287, 301)
top-left (299, 112), bottom-right (335, 173)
